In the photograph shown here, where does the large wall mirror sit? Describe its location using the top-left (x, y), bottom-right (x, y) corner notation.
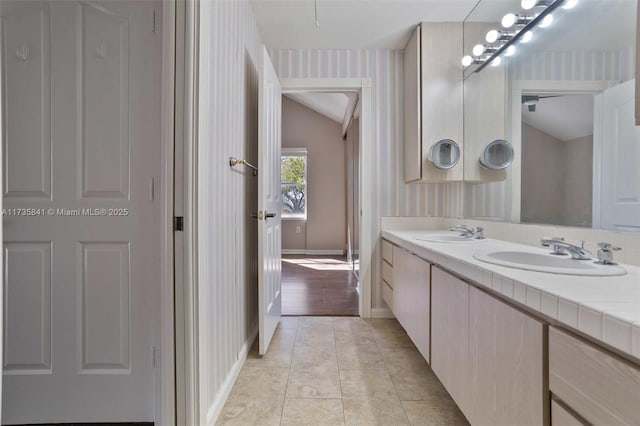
top-left (463, 0), bottom-right (640, 232)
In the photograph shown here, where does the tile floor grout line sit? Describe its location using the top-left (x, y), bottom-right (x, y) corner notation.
top-left (332, 317), bottom-right (348, 426)
top-left (279, 319), bottom-right (299, 426)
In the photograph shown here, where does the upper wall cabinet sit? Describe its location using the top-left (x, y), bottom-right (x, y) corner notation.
top-left (404, 23), bottom-right (464, 183)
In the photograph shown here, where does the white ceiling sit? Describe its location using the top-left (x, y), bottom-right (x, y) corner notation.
top-left (250, 0), bottom-right (478, 49)
top-left (285, 92), bottom-right (353, 122)
top-left (522, 94), bottom-right (594, 142)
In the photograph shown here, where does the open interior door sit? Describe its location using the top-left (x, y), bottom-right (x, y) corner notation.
top-left (599, 79), bottom-right (640, 230)
top-left (257, 47), bottom-right (282, 355)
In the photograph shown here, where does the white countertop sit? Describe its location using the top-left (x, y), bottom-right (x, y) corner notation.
top-left (382, 229), bottom-right (640, 362)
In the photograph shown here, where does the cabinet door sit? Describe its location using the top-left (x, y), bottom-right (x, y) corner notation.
top-left (469, 286), bottom-right (546, 426)
top-left (392, 247), bottom-right (430, 361)
top-left (431, 267), bottom-right (470, 414)
top-left (403, 25), bottom-right (421, 182)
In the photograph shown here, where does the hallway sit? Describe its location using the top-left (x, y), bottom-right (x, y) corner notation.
top-left (217, 317), bottom-right (468, 425)
top-left (281, 256), bottom-right (359, 316)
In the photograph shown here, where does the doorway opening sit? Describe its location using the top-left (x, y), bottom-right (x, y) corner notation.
top-left (279, 90), bottom-right (361, 316)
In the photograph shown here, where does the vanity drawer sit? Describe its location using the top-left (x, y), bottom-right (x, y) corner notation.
top-left (382, 240), bottom-right (393, 265)
top-left (549, 327), bottom-right (640, 425)
top-left (382, 261), bottom-right (393, 287)
top-left (382, 281), bottom-right (393, 309)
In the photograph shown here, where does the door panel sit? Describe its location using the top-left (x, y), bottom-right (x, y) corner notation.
top-left (258, 46), bottom-right (282, 355)
top-left (1, 2), bottom-right (52, 199)
top-left (601, 79), bottom-right (640, 230)
top-left (3, 242), bottom-right (52, 373)
top-left (2, 1), bottom-right (159, 422)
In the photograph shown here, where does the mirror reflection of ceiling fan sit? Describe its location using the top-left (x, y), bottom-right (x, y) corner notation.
top-left (522, 95), bottom-right (562, 112)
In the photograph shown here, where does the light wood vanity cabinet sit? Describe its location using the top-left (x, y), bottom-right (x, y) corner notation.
top-left (381, 240), bottom-right (394, 309)
top-left (431, 266), bottom-right (545, 426)
top-left (391, 246), bottom-right (431, 362)
top-left (403, 22), bottom-right (463, 183)
top-left (468, 285), bottom-right (545, 426)
top-left (431, 267), bottom-right (470, 410)
top-left (549, 327), bottom-right (640, 426)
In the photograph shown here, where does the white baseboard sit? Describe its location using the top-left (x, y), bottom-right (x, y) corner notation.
top-left (282, 249), bottom-right (345, 255)
top-left (206, 326), bottom-right (258, 425)
top-left (370, 307), bottom-right (395, 319)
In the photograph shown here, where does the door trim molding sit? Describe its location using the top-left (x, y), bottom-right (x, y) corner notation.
top-left (158, 0), bottom-right (176, 424)
top-left (281, 78), bottom-right (373, 319)
top-left (509, 79), bottom-right (616, 224)
top-left (174, 0), bottom-right (200, 424)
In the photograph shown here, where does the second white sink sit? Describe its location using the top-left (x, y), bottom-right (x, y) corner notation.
top-left (473, 250), bottom-right (626, 276)
top-left (414, 233), bottom-right (487, 244)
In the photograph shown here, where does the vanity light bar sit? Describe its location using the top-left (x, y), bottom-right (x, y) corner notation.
top-left (464, 0), bottom-right (568, 73)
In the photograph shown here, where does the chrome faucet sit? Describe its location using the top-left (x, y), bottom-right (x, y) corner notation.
top-left (541, 237), bottom-right (592, 260)
top-left (450, 225), bottom-right (485, 239)
top-left (449, 225), bottom-right (474, 238)
top-left (595, 242), bottom-right (621, 265)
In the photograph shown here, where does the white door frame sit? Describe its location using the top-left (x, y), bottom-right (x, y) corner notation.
top-left (158, 0), bottom-right (177, 424)
top-left (509, 80), bottom-right (616, 224)
top-left (174, 0), bottom-right (200, 424)
top-left (281, 78), bottom-right (373, 318)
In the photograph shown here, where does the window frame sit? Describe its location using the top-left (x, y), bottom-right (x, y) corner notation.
top-left (280, 148), bottom-right (308, 220)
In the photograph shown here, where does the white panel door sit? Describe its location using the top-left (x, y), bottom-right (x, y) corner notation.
top-left (257, 46), bottom-right (282, 355)
top-left (600, 79), bottom-right (640, 230)
top-left (1, 1), bottom-right (159, 422)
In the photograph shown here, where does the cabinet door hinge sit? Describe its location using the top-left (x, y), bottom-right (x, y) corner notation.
top-left (152, 9), bottom-right (156, 33)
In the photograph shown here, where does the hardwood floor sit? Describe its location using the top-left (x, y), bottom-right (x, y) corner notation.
top-left (281, 255), bottom-right (359, 316)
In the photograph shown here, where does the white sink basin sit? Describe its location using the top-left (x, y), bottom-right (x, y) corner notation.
top-left (414, 233), bottom-right (487, 244)
top-left (473, 250), bottom-right (626, 276)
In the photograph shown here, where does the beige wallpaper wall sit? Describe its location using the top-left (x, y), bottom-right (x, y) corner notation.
top-left (281, 97), bottom-right (347, 252)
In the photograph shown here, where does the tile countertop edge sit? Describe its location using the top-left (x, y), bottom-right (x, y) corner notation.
top-left (381, 229), bottom-right (640, 363)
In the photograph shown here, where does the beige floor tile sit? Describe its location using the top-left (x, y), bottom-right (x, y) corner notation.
top-left (364, 318), bottom-right (403, 331)
top-left (372, 328), bottom-right (416, 350)
top-left (281, 399), bottom-right (345, 426)
top-left (286, 365), bottom-right (342, 398)
top-left (244, 341), bottom-right (293, 369)
top-left (383, 349), bottom-right (449, 401)
top-left (334, 328), bottom-right (377, 347)
top-left (227, 367), bottom-right (289, 399)
top-left (291, 345), bottom-right (338, 370)
top-left (216, 394), bottom-right (284, 426)
top-left (339, 368), bottom-right (397, 399)
top-left (402, 400), bottom-right (469, 426)
top-left (336, 344), bottom-right (384, 370)
top-left (333, 317), bottom-right (371, 332)
top-left (343, 397), bottom-right (409, 426)
top-left (279, 316), bottom-right (300, 329)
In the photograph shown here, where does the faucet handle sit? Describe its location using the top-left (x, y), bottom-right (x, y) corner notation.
top-left (597, 242), bottom-right (621, 251)
top-left (473, 226), bottom-right (485, 239)
top-left (596, 242), bottom-right (621, 265)
top-left (541, 236), bottom-right (564, 247)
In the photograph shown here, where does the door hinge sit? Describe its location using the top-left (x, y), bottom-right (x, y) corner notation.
top-left (152, 9), bottom-right (156, 33)
top-left (151, 346), bottom-right (157, 368)
top-left (174, 216), bottom-right (184, 231)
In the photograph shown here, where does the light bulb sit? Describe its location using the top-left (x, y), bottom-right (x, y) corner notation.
top-left (485, 30), bottom-right (499, 43)
top-left (504, 45), bottom-right (516, 57)
top-left (521, 0), bottom-right (537, 10)
top-left (539, 14), bottom-right (553, 28)
top-left (461, 56), bottom-right (473, 67)
top-left (520, 31), bottom-right (533, 43)
top-left (472, 44), bottom-right (486, 57)
top-left (562, 0), bottom-right (578, 9)
top-left (502, 13), bottom-right (517, 28)
top-left (490, 56), bottom-right (502, 67)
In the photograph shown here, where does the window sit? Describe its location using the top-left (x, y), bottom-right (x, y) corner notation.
top-left (281, 149), bottom-right (307, 219)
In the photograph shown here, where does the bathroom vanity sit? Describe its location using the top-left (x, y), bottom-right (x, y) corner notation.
top-left (381, 228), bottom-right (640, 426)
